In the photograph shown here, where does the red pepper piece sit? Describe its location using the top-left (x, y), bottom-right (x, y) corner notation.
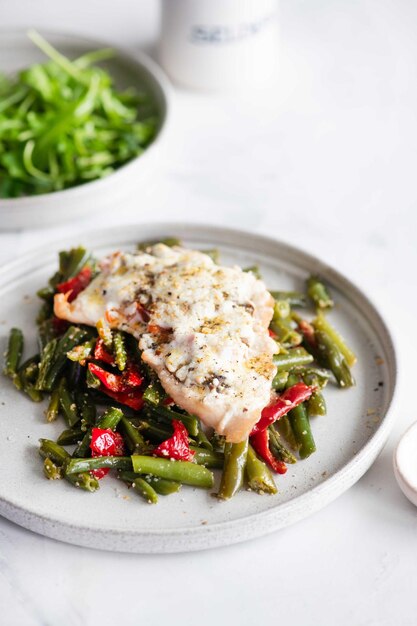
top-left (90, 427), bottom-right (124, 479)
top-left (268, 328), bottom-right (278, 339)
top-left (251, 382), bottom-right (315, 434)
top-left (297, 319), bottom-right (316, 348)
top-left (88, 362), bottom-right (144, 393)
top-left (51, 316), bottom-right (69, 337)
top-left (153, 419), bottom-right (195, 461)
top-left (124, 364), bottom-right (143, 388)
top-left (98, 386), bottom-right (144, 412)
top-left (88, 362), bottom-right (127, 392)
top-left (56, 267), bottom-right (92, 302)
top-left (250, 429), bottom-right (287, 474)
top-left (94, 339), bottom-right (115, 365)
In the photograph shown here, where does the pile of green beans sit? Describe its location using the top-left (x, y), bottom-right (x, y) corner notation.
top-left (2, 243), bottom-right (357, 505)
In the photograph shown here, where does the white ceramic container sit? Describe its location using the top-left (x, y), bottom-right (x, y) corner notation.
top-left (159, 0), bottom-right (280, 91)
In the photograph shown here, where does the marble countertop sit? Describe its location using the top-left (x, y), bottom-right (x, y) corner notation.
top-left (1, 1), bottom-right (417, 624)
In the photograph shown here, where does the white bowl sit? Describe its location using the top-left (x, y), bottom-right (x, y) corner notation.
top-left (393, 421), bottom-right (417, 507)
top-left (0, 31), bottom-right (172, 230)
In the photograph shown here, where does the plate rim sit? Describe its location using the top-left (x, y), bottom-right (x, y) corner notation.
top-left (0, 223), bottom-right (400, 553)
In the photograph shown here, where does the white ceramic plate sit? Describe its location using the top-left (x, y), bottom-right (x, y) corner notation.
top-left (0, 31), bottom-right (171, 229)
top-left (0, 224), bottom-right (398, 553)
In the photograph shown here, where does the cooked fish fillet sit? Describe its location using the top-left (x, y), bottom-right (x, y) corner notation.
top-left (54, 244), bottom-right (277, 442)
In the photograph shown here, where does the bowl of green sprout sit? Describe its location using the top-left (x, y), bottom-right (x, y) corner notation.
top-left (0, 30), bottom-right (171, 229)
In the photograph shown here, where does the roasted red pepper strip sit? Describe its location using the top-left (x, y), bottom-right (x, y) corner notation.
top-left (98, 386), bottom-right (144, 411)
top-left (250, 429), bottom-right (287, 474)
top-left (153, 419), bottom-right (195, 461)
top-left (251, 382), bottom-right (315, 434)
top-left (88, 362), bottom-right (144, 393)
top-left (56, 267), bottom-right (92, 302)
top-left (94, 339), bottom-right (115, 365)
top-left (88, 362), bottom-right (127, 392)
top-left (90, 427), bottom-right (124, 478)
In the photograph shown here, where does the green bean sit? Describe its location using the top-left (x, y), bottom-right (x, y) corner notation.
top-left (195, 425), bottom-right (213, 450)
top-left (36, 300), bottom-right (53, 326)
top-left (67, 339), bottom-right (95, 362)
top-left (44, 326), bottom-right (88, 390)
top-left (268, 426), bottom-right (297, 464)
top-left (314, 328), bottom-right (355, 388)
top-left (36, 326), bottom-right (88, 391)
top-left (218, 440), bottom-right (248, 500)
top-left (66, 456), bottom-right (132, 474)
top-left (286, 375), bottom-right (316, 459)
top-left (96, 318), bottom-right (112, 348)
top-left (118, 472), bottom-right (158, 504)
top-left (113, 331), bottom-right (127, 371)
top-left (75, 391), bottom-right (96, 429)
top-left (294, 367), bottom-right (331, 389)
top-left (270, 318), bottom-right (302, 347)
top-left (65, 470), bottom-right (100, 492)
top-left (273, 299), bottom-right (291, 320)
top-left (137, 237), bottom-right (181, 251)
top-left (17, 357), bottom-right (43, 402)
top-left (57, 427), bottom-right (84, 446)
top-left (3, 328), bottom-right (24, 377)
top-left (243, 265), bottom-right (261, 279)
top-left (39, 438), bottom-right (99, 491)
top-left (211, 432), bottom-right (226, 454)
top-left (43, 457), bottom-right (63, 480)
top-left (39, 438), bottom-right (69, 465)
top-left (131, 455), bottom-right (214, 488)
top-left (143, 381), bottom-right (166, 406)
top-left (72, 430), bottom-right (92, 458)
top-left (274, 415), bottom-right (298, 451)
top-left (270, 290), bottom-right (307, 308)
top-left (273, 347), bottom-right (314, 372)
top-left (60, 247), bottom-right (90, 280)
top-left (306, 275), bottom-right (334, 310)
top-left (45, 385), bottom-right (60, 422)
top-left (190, 446), bottom-right (224, 469)
top-left (36, 285), bottom-right (55, 301)
top-left (307, 390), bottom-right (327, 417)
top-left (137, 419), bottom-right (172, 442)
top-left (272, 370), bottom-right (289, 391)
top-left (246, 445), bottom-right (277, 494)
top-left (129, 477), bottom-right (159, 504)
top-left (35, 338), bottom-right (57, 390)
top-left (58, 378), bottom-right (80, 427)
top-left (146, 404), bottom-right (199, 437)
top-left (18, 356), bottom-right (39, 383)
top-left (37, 318), bottom-right (55, 350)
top-left (98, 407), bottom-right (124, 430)
top-left (86, 366), bottom-right (101, 389)
top-left (119, 471), bottom-right (181, 495)
top-left (313, 312), bottom-right (356, 367)
top-left (143, 476), bottom-right (181, 495)
top-left (118, 415), bottom-right (148, 453)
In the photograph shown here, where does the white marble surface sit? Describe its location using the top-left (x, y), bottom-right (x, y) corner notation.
top-left (1, 1), bottom-right (417, 624)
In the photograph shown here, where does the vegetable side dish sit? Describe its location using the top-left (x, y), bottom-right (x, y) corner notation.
top-left (3, 239), bottom-right (357, 503)
top-left (0, 31), bottom-right (159, 198)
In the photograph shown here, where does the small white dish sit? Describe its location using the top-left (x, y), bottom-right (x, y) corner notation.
top-left (0, 31), bottom-right (171, 230)
top-left (0, 224), bottom-right (399, 553)
top-left (393, 422), bottom-right (417, 506)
